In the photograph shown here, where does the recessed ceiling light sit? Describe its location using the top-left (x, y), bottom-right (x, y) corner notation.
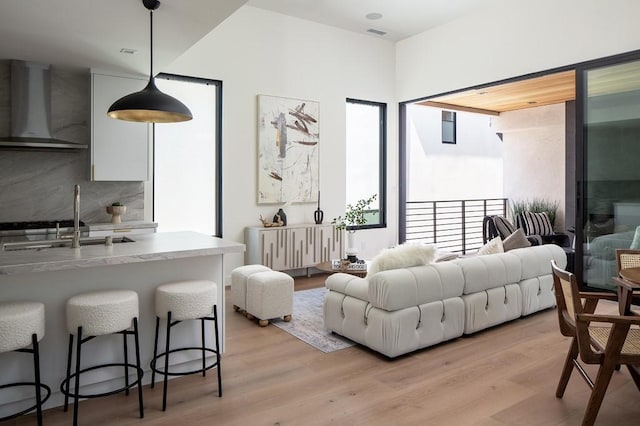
top-left (477, 91), bottom-right (488, 95)
top-left (528, 101), bottom-right (537, 105)
top-left (120, 48), bottom-right (137, 54)
top-left (366, 12), bottom-right (383, 20)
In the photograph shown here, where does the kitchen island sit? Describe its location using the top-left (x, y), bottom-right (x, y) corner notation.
top-left (0, 231), bottom-right (244, 416)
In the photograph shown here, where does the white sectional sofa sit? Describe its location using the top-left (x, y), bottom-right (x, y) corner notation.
top-left (323, 244), bottom-right (567, 358)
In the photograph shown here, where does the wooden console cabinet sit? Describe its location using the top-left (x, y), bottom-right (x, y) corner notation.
top-left (245, 224), bottom-right (343, 271)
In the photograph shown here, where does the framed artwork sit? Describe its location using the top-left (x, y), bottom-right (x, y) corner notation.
top-left (257, 95), bottom-right (319, 204)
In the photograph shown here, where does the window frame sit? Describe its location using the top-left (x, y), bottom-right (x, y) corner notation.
top-left (345, 98), bottom-right (387, 230)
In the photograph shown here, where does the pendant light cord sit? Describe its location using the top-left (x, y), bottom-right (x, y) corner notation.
top-left (149, 8), bottom-right (154, 79)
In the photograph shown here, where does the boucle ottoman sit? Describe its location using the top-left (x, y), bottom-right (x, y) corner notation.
top-left (246, 270), bottom-right (294, 327)
top-left (231, 264), bottom-right (272, 313)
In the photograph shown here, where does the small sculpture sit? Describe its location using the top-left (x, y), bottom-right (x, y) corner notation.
top-left (314, 191), bottom-right (324, 224)
top-left (273, 208), bottom-right (287, 226)
top-left (259, 214), bottom-right (284, 228)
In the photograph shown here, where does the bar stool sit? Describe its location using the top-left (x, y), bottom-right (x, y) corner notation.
top-left (0, 301), bottom-right (50, 426)
top-left (151, 280), bottom-right (221, 411)
top-left (60, 290), bottom-right (143, 426)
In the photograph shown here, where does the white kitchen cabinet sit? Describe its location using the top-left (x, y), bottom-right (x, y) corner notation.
top-left (245, 224), bottom-right (343, 271)
top-left (90, 72), bottom-right (150, 181)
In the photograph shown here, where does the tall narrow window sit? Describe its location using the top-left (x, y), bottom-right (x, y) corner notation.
top-left (442, 110), bottom-right (457, 144)
top-left (154, 74), bottom-right (222, 236)
top-left (345, 98), bottom-right (386, 229)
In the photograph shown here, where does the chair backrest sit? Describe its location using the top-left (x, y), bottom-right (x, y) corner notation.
top-left (482, 215), bottom-right (515, 244)
top-left (551, 260), bottom-right (579, 337)
top-left (616, 249), bottom-right (640, 273)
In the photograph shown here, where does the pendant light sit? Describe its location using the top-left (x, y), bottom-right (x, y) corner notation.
top-left (108, 0), bottom-right (192, 123)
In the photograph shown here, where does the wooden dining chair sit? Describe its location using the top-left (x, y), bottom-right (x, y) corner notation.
top-left (550, 260), bottom-right (640, 426)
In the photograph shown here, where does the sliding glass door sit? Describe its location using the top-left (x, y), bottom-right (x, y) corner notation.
top-left (577, 55), bottom-right (640, 290)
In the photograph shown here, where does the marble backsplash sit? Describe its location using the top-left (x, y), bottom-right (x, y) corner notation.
top-left (0, 60), bottom-right (144, 224)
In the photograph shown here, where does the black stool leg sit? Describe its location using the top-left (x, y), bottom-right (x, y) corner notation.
top-left (213, 305), bottom-right (222, 397)
top-left (151, 316), bottom-right (160, 388)
top-left (63, 334), bottom-right (74, 412)
top-left (162, 311), bottom-right (172, 411)
top-left (31, 334), bottom-right (43, 426)
top-left (201, 317), bottom-right (206, 377)
top-left (73, 326), bottom-right (83, 426)
top-left (133, 317), bottom-right (144, 419)
top-left (123, 329), bottom-right (129, 396)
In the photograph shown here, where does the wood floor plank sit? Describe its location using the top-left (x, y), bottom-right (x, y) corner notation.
top-left (10, 275), bottom-right (640, 426)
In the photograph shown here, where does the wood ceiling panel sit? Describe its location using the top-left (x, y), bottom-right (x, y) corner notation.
top-left (418, 70), bottom-right (576, 114)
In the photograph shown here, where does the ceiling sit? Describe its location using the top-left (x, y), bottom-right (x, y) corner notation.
top-left (247, 0), bottom-right (502, 42)
top-left (0, 0), bottom-right (580, 113)
top-left (0, 0), bottom-right (247, 75)
top-left (419, 70), bottom-right (577, 115)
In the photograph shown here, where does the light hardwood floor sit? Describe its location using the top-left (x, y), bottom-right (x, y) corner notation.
top-left (9, 274), bottom-right (640, 425)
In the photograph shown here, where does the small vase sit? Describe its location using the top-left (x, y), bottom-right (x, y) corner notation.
top-left (106, 205), bottom-right (126, 224)
top-left (346, 230), bottom-right (357, 262)
top-left (314, 208), bottom-right (324, 224)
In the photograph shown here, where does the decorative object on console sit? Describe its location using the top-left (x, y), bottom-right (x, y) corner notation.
top-left (259, 214), bottom-right (283, 227)
top-left (366, 242), bottom-right (436, 277)
top-left (106, 202), bottom-right (127, 224)
top-left (332, 194), bottom-right (378, 262)
top-left (257, 95), bottom-right (319, 204)
top-left (314, 191), bottom-right (324, 224)
top-left (107, 0), bottom-right (192, 123)
top-left (273, 208), bottom-right (287, 226)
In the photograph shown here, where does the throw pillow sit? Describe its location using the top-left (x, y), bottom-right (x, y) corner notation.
top-left (493, 216), bottom-right (516, 239)
top-left (630, 226), bottom-right (640, 249)
top-left (502, 228), bottom-right (532, 251)
top-left (477, 236), bottom-right (504, 255)
top-left (366, 242), bottom-right (436, 277)
top-left (520, 211), bottom-right (554, 236)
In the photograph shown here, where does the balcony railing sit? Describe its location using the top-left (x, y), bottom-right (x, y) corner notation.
top-left (404, 198), bottom-right (507, 254)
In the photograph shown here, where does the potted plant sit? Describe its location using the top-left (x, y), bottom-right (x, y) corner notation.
top-left (332, 194), bottom-right (377, 262)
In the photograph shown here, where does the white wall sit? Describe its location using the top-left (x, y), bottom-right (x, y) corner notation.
top-left (397, 0), bottom-right (640, 102)
top-left (406, 105), bottom-right (503, 201)
top-left (493, 103), bottom-right (566, 231)
top-left (166, 6), bottom-right (398, 274)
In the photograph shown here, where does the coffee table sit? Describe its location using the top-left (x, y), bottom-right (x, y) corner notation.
top-left (315, 261), bottom-right (367, 277)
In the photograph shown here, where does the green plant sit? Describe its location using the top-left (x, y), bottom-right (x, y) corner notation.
top-left (332, 194), bottom-right (377, 231)
top-left (111, 201), bottom-right (123, 206)
top-left (511, 198), bottom-right (559, 225)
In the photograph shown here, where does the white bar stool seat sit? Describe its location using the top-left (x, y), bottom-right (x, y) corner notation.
top-left (0, 301), bottom-right (50, 425)
top-left (151, 280), bottom-right (222, 411)
top-left (61, 289), bottom-right (144, 426)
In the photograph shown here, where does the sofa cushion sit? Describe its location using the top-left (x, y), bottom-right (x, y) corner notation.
top-left (508, 244), bottom-right (567, 280)
top-left (367, 262), bottom-right (464, 311)
top-left (477, 236), bottom-right (504, 255)
top-left (503, 228), bottom-right (531, 251)
top-left (454, 252), bottom-right (521, 294)
top-left (493, 215), bottom-right (516, 238)
top-left (520, 211), bottom-right (554, 236)
top-left (366, 242), bottom-right (436, 277)
top-left (325, 273), bottom-right (369, 301)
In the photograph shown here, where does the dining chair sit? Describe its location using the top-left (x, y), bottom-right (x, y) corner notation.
top-left (616, 248), bottom-right (640, 273)
top-left (550, 260), bottom-right (640, 426)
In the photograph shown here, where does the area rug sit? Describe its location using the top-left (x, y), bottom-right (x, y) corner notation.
top-left (272, 287), bottom-right (355, 353)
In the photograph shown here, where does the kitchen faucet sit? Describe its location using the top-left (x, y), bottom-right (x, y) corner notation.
top-left (72, 184), bottom-right (80, 248)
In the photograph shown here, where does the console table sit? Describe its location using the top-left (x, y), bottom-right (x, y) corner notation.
top-left (245, 224), bottom-right (343, 272)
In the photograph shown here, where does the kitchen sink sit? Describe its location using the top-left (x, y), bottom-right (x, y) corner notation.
top-left (1, 236), bottom-right (135, 251)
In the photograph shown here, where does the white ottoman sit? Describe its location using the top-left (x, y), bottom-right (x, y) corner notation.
top-left (246, 270), bottom-right (294, 327)
top-left (231, 264), bottom-right (272, 313)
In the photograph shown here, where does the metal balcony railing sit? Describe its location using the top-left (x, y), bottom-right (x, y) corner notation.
top-left (405, 198), bottom-right (507, 254)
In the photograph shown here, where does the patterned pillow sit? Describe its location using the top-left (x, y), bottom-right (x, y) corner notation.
top-left (493, 216), bottom-right (516, 239)
top-left (520, 211), bottom-right (554, 236)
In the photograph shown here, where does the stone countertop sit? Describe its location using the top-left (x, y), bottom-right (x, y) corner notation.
top-left (87, 221), bottom-right (158, 231)
top-left (0, 231), bottom-right (245, 276)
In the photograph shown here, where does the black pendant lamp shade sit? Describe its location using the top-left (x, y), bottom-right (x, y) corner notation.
top-left (108, 0), bottom-right (192, 123)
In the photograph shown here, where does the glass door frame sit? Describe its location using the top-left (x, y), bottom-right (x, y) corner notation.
top-left (574, 50), bottom-right (640, 290)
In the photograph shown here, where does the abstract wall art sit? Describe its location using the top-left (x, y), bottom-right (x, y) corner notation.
top-left (257, 95), bottom-right (319, 204)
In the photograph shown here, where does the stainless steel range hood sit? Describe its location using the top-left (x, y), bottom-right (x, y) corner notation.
top-left (0, 60), bottom-right (88, 150)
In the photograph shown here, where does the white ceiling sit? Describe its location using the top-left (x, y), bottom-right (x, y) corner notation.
top-left (247, 0), bottom-right (496, 42)
top-left (0, 0), bottom-right (248, 74)
top-left (1, 0), bottom-right (494, 75)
